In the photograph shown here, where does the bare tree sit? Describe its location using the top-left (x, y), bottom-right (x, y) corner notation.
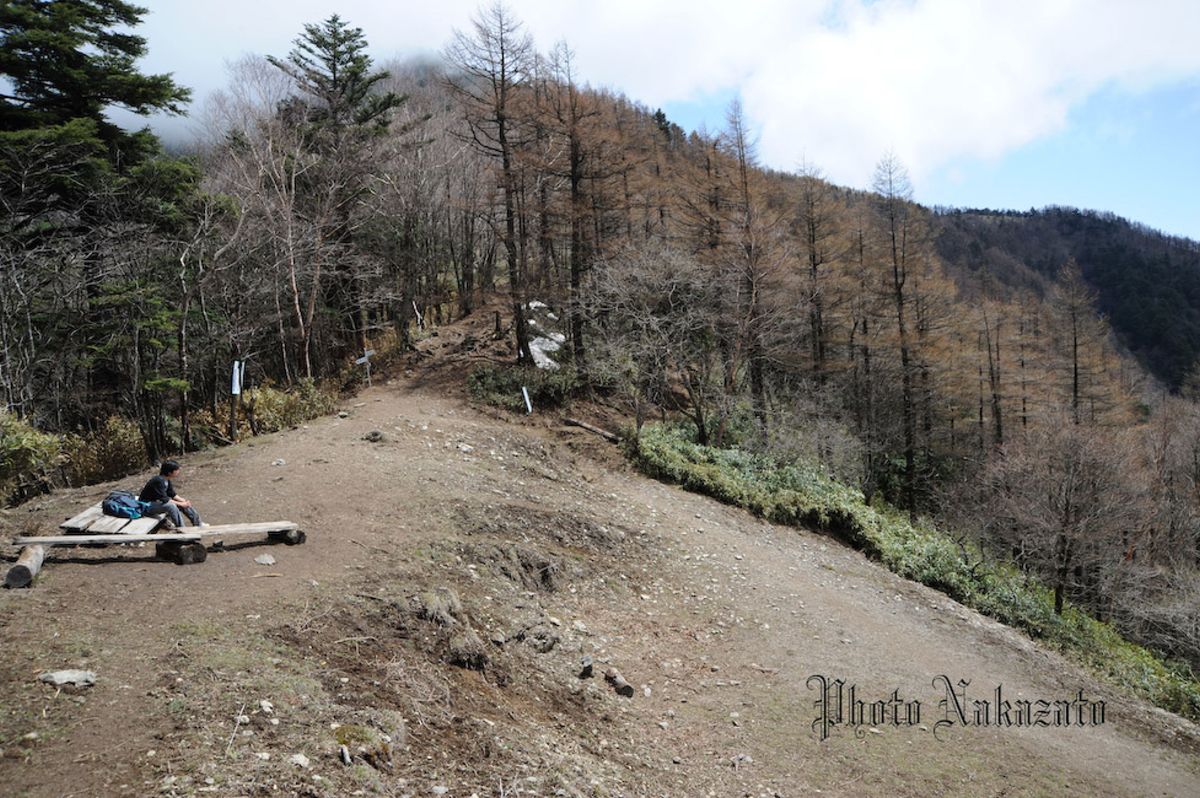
top-left (1050, 258), bottom-right (1117, 425)
top-left (583, 241), bottom-right (723, 440)
top-left (444, 2), bottom-right (535, 364)
top-left (979, 413), bottom-right (1144, 615)
top-left (794, 161), bottom-right (840, 381)
top-left (872, 152), bottom-right (920, 520)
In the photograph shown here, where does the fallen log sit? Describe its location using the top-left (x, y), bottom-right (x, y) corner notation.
top-left (5, 545), bottom-right (45, 589)
top-left (604, 667), bottom-right (634, 697)
top-left (563, 417), bottom-right (620, 443)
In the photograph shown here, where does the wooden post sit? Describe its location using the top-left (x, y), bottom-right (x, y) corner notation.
top-left (5, 545), bottom-right (46, 589)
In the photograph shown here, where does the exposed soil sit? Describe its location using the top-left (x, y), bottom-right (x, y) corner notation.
top-left (2, 317), bottom-right (1198, 797)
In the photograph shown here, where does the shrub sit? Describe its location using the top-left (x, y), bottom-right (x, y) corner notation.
top-left (1, 381), bottom-right (337, 504)
top-left (62, 415), bottom-right (148, 485)
top-left (246, 379), bottom-right (337, 433)
top-left (467, 364), bottom-right (578, 413)
top-left (0, 412), bottom-right (63, 504)
top-left (188, 407), bottom-right (247, 446)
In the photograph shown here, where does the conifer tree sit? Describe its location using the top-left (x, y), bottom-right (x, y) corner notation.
top-left (0, 0), bottom-right (189, 159)
top-left (267, 15), bottom-right (407, 354)
top-left (266, 15), bottom-right (401, 139)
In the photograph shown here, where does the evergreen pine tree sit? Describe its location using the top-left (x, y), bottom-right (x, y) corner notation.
top-left (266, 15), bottom-right (403, 140)
top-left (0, 0), bottom-right (189, 155)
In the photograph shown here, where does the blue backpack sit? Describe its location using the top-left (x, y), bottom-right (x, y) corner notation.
top-left (102, 490), bottom-right (150, 519)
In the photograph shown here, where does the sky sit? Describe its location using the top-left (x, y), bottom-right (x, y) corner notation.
top-left (111, 0), bottom-right (1200, 240)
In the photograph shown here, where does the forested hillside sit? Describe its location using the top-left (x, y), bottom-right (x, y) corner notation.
top-left (2, 1), bottom-right (1198, 693)
top-left (936, 207), bottom-right (1200, 389)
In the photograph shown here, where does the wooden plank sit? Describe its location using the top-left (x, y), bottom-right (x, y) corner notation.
top-left (5, 545), bottom-right (46, 588)
top-left (121, 517), bottom-right (163, 535)
top-left (60, 504), bottom-right (104, 531)
top-left (83, 515), bottom-right (133, 534)
top-left (13, 532), bottom-right (202, 546)
top-left (195, 521), bottom-right (298, 537)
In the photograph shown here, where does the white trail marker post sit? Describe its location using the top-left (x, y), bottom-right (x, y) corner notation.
top-left (229, 359), bottom-right (246, 441)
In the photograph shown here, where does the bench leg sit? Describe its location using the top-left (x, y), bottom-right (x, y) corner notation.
top-left (268, 529), bottom-right (306, 545)
top-left (156, 541), bottom-right (208, 565)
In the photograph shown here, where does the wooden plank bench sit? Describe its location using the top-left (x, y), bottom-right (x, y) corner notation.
top-left (60, 503), bottom-right (106, 532)
top-left (3, 505), bottom-right (306, 586)
top-left (60, 503), bottom-right (163, 536)
top-left (57, 505), bottom-right (303, 543)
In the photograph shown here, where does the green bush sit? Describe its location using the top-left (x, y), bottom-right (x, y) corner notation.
top-left (246, 379), bottom-right (337, 433)
top-left (632, 424), bottom-right (881, 553)
top-left (2, 381), bottom-right (338, 504)
top-left (0, 411), bottom-right (63, 504)
top-left (188, 407), bottom-right (246, 446)
top-left (631, 422), bottom-right (1200, 722)
top-left (467, 364), bottom-right (578, 413)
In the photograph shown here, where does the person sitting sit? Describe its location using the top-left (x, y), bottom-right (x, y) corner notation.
top-left (139, 460), bottom-right (206, 529)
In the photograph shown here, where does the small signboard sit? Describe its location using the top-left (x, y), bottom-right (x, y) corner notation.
top-left (356, 349), bottom-right (376, 385)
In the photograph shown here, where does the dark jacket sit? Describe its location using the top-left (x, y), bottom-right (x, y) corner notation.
top-left (139, 475), bottom-right (176, 504)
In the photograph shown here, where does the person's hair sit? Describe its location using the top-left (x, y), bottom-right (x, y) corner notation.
top-left (160, 460), bottom-right (181, 476)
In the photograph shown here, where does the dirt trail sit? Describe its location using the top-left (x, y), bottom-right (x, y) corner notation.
top-left (1, 371), bottom-right (1197, 797)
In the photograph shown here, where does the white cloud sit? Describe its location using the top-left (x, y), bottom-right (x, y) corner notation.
top-left (738, 0), bottom-right (1200, 187)
top-left (131, 1), bottom-right (1200, 188)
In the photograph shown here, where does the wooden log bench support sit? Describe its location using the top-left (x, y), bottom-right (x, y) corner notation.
top-left (5, 544), bottom-right (46, 589)
top-left (155, 540), bottom-right (208, 565)
top-left (604, 667), bottom-right (635, 698)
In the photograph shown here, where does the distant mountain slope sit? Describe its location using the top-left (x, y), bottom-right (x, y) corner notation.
top-left (935, 207), bottom-right (1200, 389)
